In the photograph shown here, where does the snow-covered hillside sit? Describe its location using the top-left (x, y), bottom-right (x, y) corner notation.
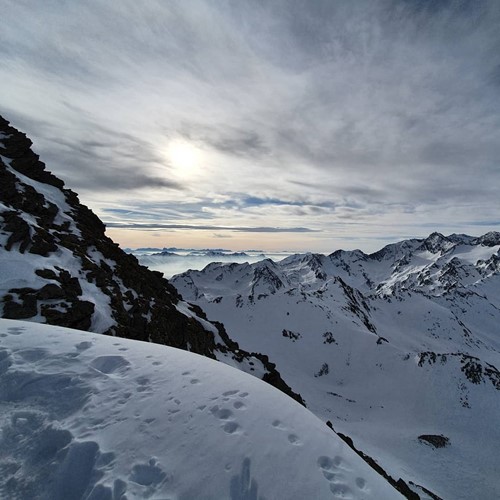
top-left (172, 234), bottom-right (500, 499)
top-left (0, 114), bottom-right (303, 404)
top-left (0, 318), bottom-right (403, 500)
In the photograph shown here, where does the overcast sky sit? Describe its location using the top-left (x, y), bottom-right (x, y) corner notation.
top-left (1, 0), bottom-right (499, 252)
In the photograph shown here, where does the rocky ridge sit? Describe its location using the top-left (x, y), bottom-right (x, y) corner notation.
top-left (0, 115), bottom-right (303, 404)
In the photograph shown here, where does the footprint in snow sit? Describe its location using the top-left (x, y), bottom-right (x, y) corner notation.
top-left (210, 405), bottom-right (233, 420)
top-left (317, 456), bottom-right (360, 498)
top-left (355, 477), bottom-right (366, 490)
top-left (7, 327), bottom-right (25, 335)
top-left (129, 458), bottom-right (167, 487)
top-left (270, 420), bottom-right (301, 445)
top-left (287, 434), bottom-right (302, 445)
top-left (223, 422), bottom-right (240, 434)
top-left (135, 376), bottom-right (151, 392)
top-left (210, 405), bottom-right (241, 434)
top-left (271, 420), bottom-right (286, 430)
top-left (75, 341), bottom-right (92, 351)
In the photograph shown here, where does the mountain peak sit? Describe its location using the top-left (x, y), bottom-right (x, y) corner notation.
top-left (418, 231), bottom-right (453, 253)
top-left (475, 231), bottom-right (500, 247)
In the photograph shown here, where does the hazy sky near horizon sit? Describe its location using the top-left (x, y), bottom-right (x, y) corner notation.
top-left (1, 0), bottom-right (499, 252)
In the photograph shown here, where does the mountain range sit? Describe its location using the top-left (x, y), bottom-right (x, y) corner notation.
top-left (172, 231), bottom-right (500, 499)
top-left (1, 114), bottom-right (499, 498)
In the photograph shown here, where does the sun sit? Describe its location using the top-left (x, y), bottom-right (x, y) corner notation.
top-left (166, 139), bottom-right (202, 177)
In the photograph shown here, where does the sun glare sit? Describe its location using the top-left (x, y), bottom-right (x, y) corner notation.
top-left (166, 139), bottom-right (202, 177)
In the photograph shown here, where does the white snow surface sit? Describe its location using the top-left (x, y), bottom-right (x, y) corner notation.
top-left (0, 318), bottom-right (402, 500)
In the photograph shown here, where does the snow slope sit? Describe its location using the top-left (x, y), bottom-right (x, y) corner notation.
top-left (171, 234), bottom-right (500, 499)
top-left (0, 318), bottom-right (403, 500)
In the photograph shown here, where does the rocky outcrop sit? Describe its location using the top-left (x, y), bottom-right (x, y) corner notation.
top-left (418, 435), bottom-right (449, 449)
top-left (0, 115), bottom-right (302, 404)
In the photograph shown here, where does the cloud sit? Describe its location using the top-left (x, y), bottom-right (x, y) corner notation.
top-left (105, 222), bottom-right (318, 233)
top-left (1, 0), bottom-right (499, 251)
top-left (177, 123), bottom-right (270, 159)
top-left (2, 107), bottom-right (184, 192)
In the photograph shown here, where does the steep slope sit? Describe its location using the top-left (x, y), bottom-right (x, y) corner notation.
top-left (0, 318), bottom-right (404, 500)
top-left (172, 234), bottom-right (500, 499)
top-left (0, 115), bottom-right (302, 404)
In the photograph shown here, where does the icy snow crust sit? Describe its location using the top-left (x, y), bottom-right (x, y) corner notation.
top-left (0, 318), bottom-right (402, 500)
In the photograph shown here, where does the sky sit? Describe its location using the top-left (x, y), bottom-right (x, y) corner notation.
top-left (1, 0), bottom-right (499, 253)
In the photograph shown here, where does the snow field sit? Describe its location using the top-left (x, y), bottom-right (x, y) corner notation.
top-left (0, 319), bottom-right (402, 499)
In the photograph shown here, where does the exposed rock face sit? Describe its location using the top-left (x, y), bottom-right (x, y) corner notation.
top-left (0, 115), bottom-right (303, 405)
top-left (418, 435), bottom-right (450, 449)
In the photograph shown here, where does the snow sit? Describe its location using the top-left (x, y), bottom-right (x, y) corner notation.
top-left (134, 250), bottom-right (293, 278)
top-left (0, 318), bottom-right (402, 499)
top-left (170, 239), bottom-right (500, 499)
top-left (1, 157), bottom-right (81, 236)
top-left (0, 240), bottom-right (117, 331)
top-left (79, 279), bottom-right (116, 333)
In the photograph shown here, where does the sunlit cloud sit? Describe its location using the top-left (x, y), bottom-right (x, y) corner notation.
top-left (1, 0), bottom-right (499, 252)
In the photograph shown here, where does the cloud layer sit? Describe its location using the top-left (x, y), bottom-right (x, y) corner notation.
top-left (1, 0), bottom-right (499, 251)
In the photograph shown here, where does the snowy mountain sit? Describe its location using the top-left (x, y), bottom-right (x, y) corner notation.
top-left (0, 318), bottom-right (404, 499)
top-left (172, 233), bottom-right (500, 499)
top-left (2, 114), bottom-right (499, 498)
top-left (0, 115), bottom-right (301, 404)
top-left (133, 249), bottom-right (285, 279)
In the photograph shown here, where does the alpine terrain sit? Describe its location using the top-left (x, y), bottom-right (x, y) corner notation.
top-left (1, 113), bottom-right (498, 499)
top-left (0, 114), bottom-right (301, 404)
top-left (172, 232), bottom-right (500, 499)
top-left (0, 319), bottom-right (403, 499)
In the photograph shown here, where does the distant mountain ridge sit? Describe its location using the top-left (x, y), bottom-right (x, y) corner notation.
top-left (0, 115), bottom-right (302, 404)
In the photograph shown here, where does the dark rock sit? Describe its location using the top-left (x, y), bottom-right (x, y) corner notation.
top-left (282, 329), bottom-right (301, 341)
top-left (314, 363), bottom-right (329, 377)
top-left (3, 211), bottom-right (31, 253)
top-left (42, 300), bottom-right (94, 330)
top-left (3, 296), bottom-right (37, 319)
top-left (37, 284), bottom-right (65, 300)
top-left (418, 434), bottom-right (449, 448)
top-left (29, 231), bottom-right (58, 256)
top-left (35, 269), bottom-right (58, 280)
